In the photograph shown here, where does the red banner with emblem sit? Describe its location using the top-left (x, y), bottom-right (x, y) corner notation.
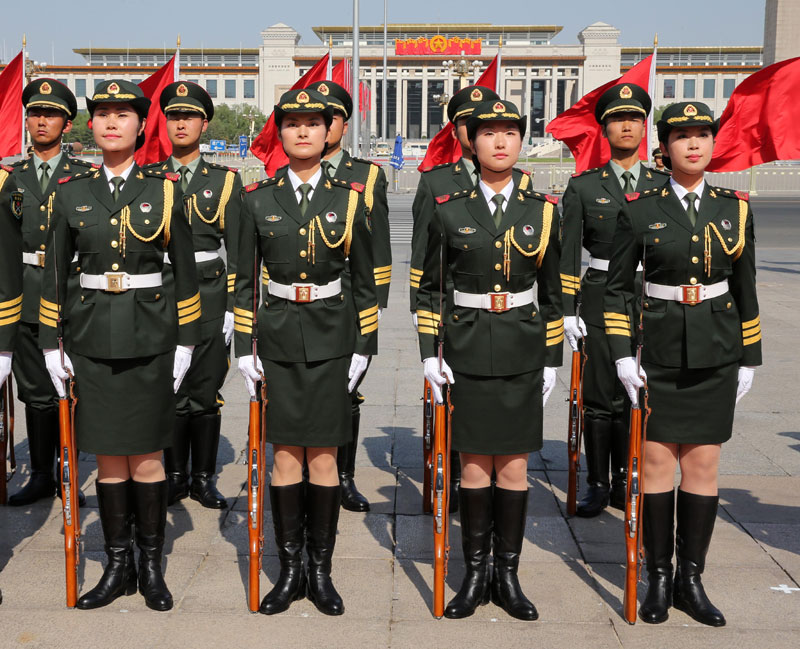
top-left (396, 36), bottom-right (481, 56)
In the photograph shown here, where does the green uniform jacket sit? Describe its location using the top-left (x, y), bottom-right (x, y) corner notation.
top-left (604, 184), bottom-right (762, 369)
top-left (560, 162), bottom-right (670, 326)
top-left (0, 167), bottom-right (22, 352)
top-left (330, 151), bottom-right (392, 308)
top-left (146, 157), bottom-right (243, 333)
top-left (416, 176), bottom-right (564, 375)
top-left (8, 156), bottom-right (97, 325)
top-left (39, 165), bottom-right (202, 357)
top-left (233, 169), bottom-right (378, 362)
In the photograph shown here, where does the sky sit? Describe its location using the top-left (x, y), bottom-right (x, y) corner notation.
top-left (1, 0), bottom-right (765, 65)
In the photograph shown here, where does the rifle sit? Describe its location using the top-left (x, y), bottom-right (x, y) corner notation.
top-left (432, 234), bottom-right (452, 619)
top-left (623, 246), bottom-right (651, 624)
top-left (565, 291), bottom-right (586, 517)
top-left (1, 377), bottom-right (18, 504)
top-left (421, 379), bottom-right (433, 513)
top-left (247, 241), bottom-right (267, 613)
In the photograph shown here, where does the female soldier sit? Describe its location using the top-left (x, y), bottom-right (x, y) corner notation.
top-left (39, 80), bottom-right (201, 612)
top-left (605, 101), bottom-right (760, 626)
top-left (235, 89), bottom-right (377, 616)
top-left (418, 99), bottom-right (564, 620)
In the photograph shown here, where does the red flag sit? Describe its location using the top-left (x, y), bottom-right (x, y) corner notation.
top-left (251, 53), bottom-right (330, 176)
top-left (331, 58), bottom-right (349, 93)
top-left (0, 51), bottom-right (24, 158)
top-left (546, 54), bottom-right (653, 173)
top-left (135, 53), bottom-right (177, 166)
top-left (417, 55), bottom-right (499, 171)
top-left (708, 57), bottom-right (800, 172)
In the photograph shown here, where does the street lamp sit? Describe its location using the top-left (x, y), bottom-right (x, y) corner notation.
top-left (442, 54), bottom-right (482, 91)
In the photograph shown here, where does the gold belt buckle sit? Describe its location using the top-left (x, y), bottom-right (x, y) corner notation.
top-left (36, 251), bottom-right (46, 267)
top-left (488, 292), bottom-right (509, 313)
top-left (105, 273), bottom-right (127, 293)
top-left (293, 284), bottom-right (313, 303)
top-left (680, 284), bottom-right (701, 306)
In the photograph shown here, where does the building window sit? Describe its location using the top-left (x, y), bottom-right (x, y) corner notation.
top-left (426, 80), bottom-right (445, 137)
top-left (663, 79), bottom-right (676, 99)
top-left (376, 79), bottom-right (397, 139)
top-left (530, 79), bottom-right (546, 137)
top-left (243, 79), bottom-right (255, 99)
top-left (206, 80), bottom-right (217, 98)
top-left (225, 79), bottom-right (236, 98)
top-left (683, 79), bottom-right (696, 99)
top-left (723, 78), bottom-right (736, 98)
top-left (703, 79), bottom-right (716, 99)
top-left (406, 80), bottom-right (423, 140)
top-left (75, 79), bottom-right (86, 97)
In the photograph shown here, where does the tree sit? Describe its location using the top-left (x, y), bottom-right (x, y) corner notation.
top-left (202, 104), bottom-right (267, 145)
top-left (62, 111), bottom-right (95, 150)
top-left (653, 105), bottom-right (669, 125)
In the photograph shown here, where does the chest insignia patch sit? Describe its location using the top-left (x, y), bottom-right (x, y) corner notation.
top-left (648, 222), bottom-right (667, 230)
top-left (265, 215), bottom-right (282, 222)
top-left (595, 197), bottom-right (611, 205)
top-left (11, 192), bottom-right (23, 219)
top-left (75, 205), bottom-right (93, 212)
top-left (458, 227), bottom-right (476, 235)
top-left (203, 189), bottom-right (213, 199)
top-left (140, 203), bottom-right (152, 213)
top-left (325, 212), bottom-right (338, 223)
top-left (522, 224), bottom-right (535, 236)
top-left (721, 219), bottom-right (732, 231)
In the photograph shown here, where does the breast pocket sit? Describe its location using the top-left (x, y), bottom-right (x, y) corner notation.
top-left (644, 233), bottom-right (678, 270)
top-left (585, 208), bottom-right (618, 243)
top-left (259, 224), bottom-right (289, 263)
top-left (68, 215), bottom-right (99, 253)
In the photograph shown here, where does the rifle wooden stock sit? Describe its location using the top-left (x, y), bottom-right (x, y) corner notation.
top-left (58, 381), bottom-right (80, 608)
top-left (247, 383), bottom-right (267, 613)
top-left (422, 379), bottom-right (434, 514)
top-left (431, 385), bottom-right (452, 619)
top-left (566, 345), bottom-right (585, 516)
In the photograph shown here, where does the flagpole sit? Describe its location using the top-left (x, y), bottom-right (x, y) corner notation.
top-left (496, 36), bottom-right (503, 95)
top-left (647, 34), bottom-right (658, 162)
top-left (21, 34), bottom-right (26, 156)
top-left (382, 0), bottom-right (387, 143)
top-left (176, 35), bottom-right (181, 79)
top-left (328, 37), bottom-right (333, 79)
top-left (352, 0), bottom-right (360, 157)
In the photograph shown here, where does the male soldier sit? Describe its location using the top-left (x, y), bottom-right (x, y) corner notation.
top-left (560, 83), bottom-right (670, 517)
top-left (7, 79), bottom-right (93, 506)
top-left (0, 167), bottom-right (22, 388)
top-left (653, 147), bottom-right (667, 172)
top-left (305, 80), bottom-right (391, 513)
top-left (148, 81), bottom-right (242, 508)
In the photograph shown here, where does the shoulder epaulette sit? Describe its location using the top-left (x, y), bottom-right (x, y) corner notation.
top-left (351, 156), bottom-right (382, 168)
top-left (69, 157), bottom-right (99, 168)
top-left (10, 159), bottom-right (26, 168)
top-left (652, 168), bottom-right (671, 176)
top-left (142, 167), bottom-right (179, 181)
top-left (165, 172), bottom-right (179, 182)
top-left (437, 189), bottom-right (472, 204)
top-left (627, 187), bottom-right (662, 202)
top-left (421, 162), bottom-right (453, 174)
top-left (710, 187), bottom-right (748, 201)
top-left (625, 192), bottom-right (641, 202)
top-left (141, 161), bottom-right (164, 170)
top-left (58, 169), bottom-right (96, 184)
top-left (572, 167), bottom-right (601, 179)
top-left (245, 177), bottom-right (277, 193)
top-left (207, 161), bottom-right (240, 173)
top-left (349, 181), bottom-right (365, 193)
top-left (1, 164), bottom-right (13, 173)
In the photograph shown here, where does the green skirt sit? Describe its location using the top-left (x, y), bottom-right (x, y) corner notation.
top-left (261, 355), bottom-right (351, 447)
top-left (450, 368), bottom-right (544, 455)
top-left (71, 351), bottom-right (175, 455)
top-left (643, 361), bottom-right (738, 444)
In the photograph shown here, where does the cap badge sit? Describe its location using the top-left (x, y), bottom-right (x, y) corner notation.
top-left (140, 203), bottom-right (152, 213)
top-left (493, 102), bottom-right (505, 113)
top-left (265, 215), bottom-right (282, 222)
top-left (470, 88), bottom-right (483, 101)
top-left (203, 189), bottom-right (213, 199)
top-left (325, 212), bottom-right (338, 223)
top-left (619, 85), bottom-right (633, 99)
top-left (458, 227), bottom-right (476, 235)
top-left (297, 91), bottom-right (310, 104)
top-left (684, 104), bottom-right (697, 117)
top-left (522, 224), bottom-right (535, 236)
top-left (317, 83), bottom-right (329, 96)
top-left (40, 81), bottom-right (52, 95)
top-left (721, 219), bottom-right (732, 231)
top-left (177, 83), bottom-right (189, 97)
top-left (108, 82), bottom-right (120, 95)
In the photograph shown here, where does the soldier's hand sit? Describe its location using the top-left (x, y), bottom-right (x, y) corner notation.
top-left (411, 312), bottom-right (418, 331)
top-left (0, 352), bottom-right (12, 387)
top-left (348, 354), bottom-right (370, 393)
top-left (222, 311), bottom-right (235, 346)
top-left (238, 355), bottom-right (264, 398)
top-left (542, 367), bottom-right (557, 405)
top-left (736, 366), bottom-right (756, 404)
top-left (564, 316), bottom-right (588, 352)
top-left (173, 345), bottom-right (194, 393)
top-left (43, 348), bottom-right (74, 398)
top-left (423, 356), bottom-right (454, 404)
top-left (615, 357), bottom-right (647, 407)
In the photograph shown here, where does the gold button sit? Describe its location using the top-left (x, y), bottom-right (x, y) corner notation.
top-left (216, 270), bottom-right (220, 276)
top-left (494, 263), bottom-right (501, 271)
top-left (340, 295), bottom-right (344, 301)
top-left (691, 256), bottom-right (699, 264)
top-left (269, 232), bottom-right (274, 237)
top-left (76, 266), bottom-right (81, 272)
top-left (330, 230), bottom-right (336, 236)
top-left (155, 293), bottom-right (160, 300)
top-left (453, 314), bottom-right (459, 321)
top-left (80, 295), bottom-right (84, 303)
top-left (495, 241), bottom-right (502, 248)
top-left (531, 311), bottom-right (536, 317)
top-left (40, 205), bottom-right (46, 212)
top-left (689, 277), bottom-right (697, 285)
top-left (654, 237), bottom-right (660, 244)
top-left (527, 244), bottom-right (533, 249)
top-left (727, 237), bottom-right (733, 243)
top-left (463, 244), bottom-right (468, 249)
top-left (726, 302), bottom-right (732, 309)
top-left (111, 240), bottom-right (118, 248)
top-left (598, 215), bottom-right (604, 219)
top-left (110, 218), bottom-right (118, 226)
top-left (494, 284), bottom-right (502, 292)
top-left (644, 302), bottom-right (649, 309)
top-left (692, 235), bottom-right (700, 242)
top-left (144, 219), bottom-right (151, 225)
top-left (111, 263), bottom-right (119, 271)
top-left (300, 250), bottom-right (307, 258)
top-left (39, 224), bottom-right (45, 231)
top-left (300, 272), bottom-right (307, 280)
top-left (78, 221), bottom-right (84, 227)
top-left (40, 244), bottom-right (45, 251)
top-left (299, 228), bottom-right (307, 235)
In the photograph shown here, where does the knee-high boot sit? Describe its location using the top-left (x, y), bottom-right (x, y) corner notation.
top-left (639, 490), bottom-right (674, 623)
top-left (164, 415), bottom-right (190, 506)
top-left (132, 480), bottom-right (173, 611)
top-left (338, 398), bottom-right (370, 512)
top-left (576, 418), bottom-right (611, 517)
top-left (305, 483), bottom-right (344, 616)
top-left (8, 406), bottom-right (58, 506)
top-left (609, 418), bottom-right (629, 511)
top-left (189, 413), bottom-right (227, 509)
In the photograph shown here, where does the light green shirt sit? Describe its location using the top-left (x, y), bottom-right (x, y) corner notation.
top-left (461, 157), bottom-right (479, 187)
top-left (323, 149), bottom-right (345, 176)
top-left (609, 160), bottom-right (642, 190)
top-left (170, 155), bottom-right (202, 186)
top-left (32, 152), bottom-right (63, 184)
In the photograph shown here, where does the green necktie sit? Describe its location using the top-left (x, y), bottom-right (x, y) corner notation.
top-left (491, 194), bottom-right (505, 228)
top-left (621, 170), bottom-right (634, 195)
top-left (685, 192), bottom-right (699, 227)
top-left (39, 161), bottom-right (50, 193)
top-left (110, 176), bottom-right (125, 202)
top-left (321, 160), bottom-right (333, 179)
top-left (178, 165), bottom-right (190, 192)
top-left (298, 183), bottom-right (312, 216)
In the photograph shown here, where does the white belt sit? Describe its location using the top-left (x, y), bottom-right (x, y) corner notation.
top-left (267, 278), bottom-right (342, 303)
top-left (645, 279), bottom-right (729, 306)
top-left (453, 287), bottom-right (535, 313)
top-left (22, 251), bottom-right (46, 267)
top-left (588, 255), bottom-right (643, 272)
top-left (79, 272), bottom-right (163, 293)
top-left (164, 248), bottom-right (221, 264)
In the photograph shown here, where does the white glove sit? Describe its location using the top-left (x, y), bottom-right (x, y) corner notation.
top-left (222, 311), bottom-right (234, 346)
top-left (348, 354), bottom-right (370, 393)
top-left (615, 357), bottom-right (647, 407)
top-left (0, 352), bottom-right (12, 387)
top-left (238, 354), bottom-right (264, 398)
top-left (173, 345), bottom-right (194, 393)
top-left (378, 308), bottom-right (383, 321)
top-left (423, 356), bottom-right (455, 404)
top-left (411, 312), bottom-right (418, 330)
top-left (43, 348), bottom-right (74, 399)
top-left (542, 367), bottom-right (557, 406)
top-left (736, 366), bottom-right (756, 404)
top-left (564, 316), bottom-right (588, 352)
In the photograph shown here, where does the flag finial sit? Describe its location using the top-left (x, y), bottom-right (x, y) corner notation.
top-left (653, 34), bottom-right (658, 48)
top-left (22, 34), bottom-right (26, 48)
top-left (177, 35), bottom-right (181, 48)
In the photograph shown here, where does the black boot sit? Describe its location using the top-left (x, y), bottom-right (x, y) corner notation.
top-left (164, 415), bottom-right (190, 506)
top-left (444, 487), bottom-right (492, 618)
top-left (77, 480), bottom-right (137, 609)
top-left (639, 490), bottom-right (674, 624)
top-left (338, 400), bottom-right (369, 512)
top-left (259, 483), bottom-right (306, 614)
top-left (189, 413), bottom-right (227, 509)
top-left (449, 449), bottom-right (461, 513)
top-left (491, 487), bottom-right (538, 620)
top-left (132, 480), bottom-right (173, 611)
top-left (673, 490), bottom-right (726, 627)
top-left (8, 406), bottom-right (58, 506)
top-left (609, 418), bottom-right (629, 511)
top-left (305, 483), bottom-right (344, 616)
top-left (576, 418), bottom-right (611, 518)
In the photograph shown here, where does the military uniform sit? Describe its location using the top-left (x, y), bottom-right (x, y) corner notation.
top-left (0, 167), bottom-right (22, 355)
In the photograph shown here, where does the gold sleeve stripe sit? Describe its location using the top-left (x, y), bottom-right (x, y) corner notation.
top-left (179, 309), bottom-right (202, 326)
top-left (546, 333), bottom-right (564, 346)
top-left (410, 280), bottom-right (420, 289)
top-left (409, 268), bottom-right (423, 276)
top-left (177, 293), bottom-right (200, 310)
top-left (741, 316), bottom-right (760, 329)
top-left (606, 326), bottom-right (631, 337)
top-left (374, 270), bottom-right (392, 279)
top-left (0, 303), bottom-right (22, 319)
top-left (546, 317), bottom-right (564, 329)
top-left (560, 273), bottom-right (580, 283)
top-left (374, 265), bottom-right (392, 273)
top-left (234, 323), bottom-right (253, 334)
top-left (562, 287), bottom-right (576, 295)
top-left (0, 312), bottom-right (22, 327)
top-left (417, 316), bottom-right (439, 327)
top-left (39, 313), bottom-right (57, 328)
top-left (742, 323), bottom-right (761, 335)
top-left (234, 313), bottom-right (252, 323)
top-left (0, 295), bottom-right (23, 310)
top-left (416, 310), bottom-right (441, 322)
top-left (604, 312), bottom-right (630, 323)
top-left (376, 278), bottom-right (391, 286)
top-left (418, 326), bottom-right (438, 336)
top-left (178, 303), bottom-right (201, 320)
top-left (742, 332), bottom-right (761, 346)
top-left (361, 322), bottom-right (379, 335)
top-left (234, 307), bottom-right (254, 318)
top-left (359, 305), bottom-right (379, 319)
top-left (40, 297), bottom-right (59, 312)
top-left (40, 304), bottom-right (59, 320)
top-left (360, 313), bottom-right (379, 327)
top-left (228, 286), bottom-right (235, 293)
top-left (227, 273), bottom-right (236, 279)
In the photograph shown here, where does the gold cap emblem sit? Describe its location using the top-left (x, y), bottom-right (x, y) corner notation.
top-left (108, 82), bottom-right (120, 95)
top-left (297, 91), bottom-right (309, 104)
top-left (470, 88), bottom-right (483, 101)
top-left (684, 104), bottom-right (698, 116)
top-left (493, 101), bottom-right (505, 113)
top-left (40, 81), bottom-right (52, 95)
top-left (176, 83), bottom-right (188, 97)
top-left (317, 83), bottom-right (329, 96)
top-left (619, 85), bottom-right (633, 99)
